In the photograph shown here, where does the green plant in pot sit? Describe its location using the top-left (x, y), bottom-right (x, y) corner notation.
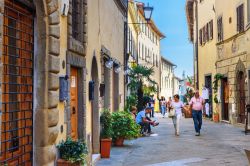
top-left (112, 111), bottom-right (140, 146)
top-left (57, 137), bottom-right (88, 166)
top-left (100, 109), bottom-right (113, 158)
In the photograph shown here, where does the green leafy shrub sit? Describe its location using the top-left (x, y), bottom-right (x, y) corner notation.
top-left (100, 109), bottom-right (113, 139)
top-left (112, 111), bottom-right (140, 140)
top-left (57, 137), bottom-right (88, 165)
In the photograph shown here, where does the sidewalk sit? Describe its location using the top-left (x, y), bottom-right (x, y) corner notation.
top-left (97, 113), bottom-right (250, 166)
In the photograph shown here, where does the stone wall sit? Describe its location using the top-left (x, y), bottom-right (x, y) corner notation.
top-left (216, 31), bottom-right (249, 124)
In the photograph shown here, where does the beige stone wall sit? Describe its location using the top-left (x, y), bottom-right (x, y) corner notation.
top-left (160, 58), bottom-right (175, 98)
top-left (194, 0), bottom-right (217, 114)
top-left (85, 0), bottom-right (126, 153)
top-left (137, 12), bottom-right (162, 97)
top-left (213, 0), bottom-right (250, 124)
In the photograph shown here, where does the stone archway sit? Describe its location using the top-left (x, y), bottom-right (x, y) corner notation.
top-left (91, 56), bottom-right (100, 154)
top-left (235, 59), bottom-right (246, 124)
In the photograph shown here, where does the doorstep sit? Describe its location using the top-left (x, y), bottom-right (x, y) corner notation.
top-left (92, 154), bottom-right (101, 166)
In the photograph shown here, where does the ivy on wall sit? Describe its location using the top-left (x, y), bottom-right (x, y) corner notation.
top-left (213, 73), bottom-right (224, 104)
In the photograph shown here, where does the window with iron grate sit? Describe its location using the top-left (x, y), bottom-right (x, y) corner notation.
top-left (72, 0), bottom-right (82, 42)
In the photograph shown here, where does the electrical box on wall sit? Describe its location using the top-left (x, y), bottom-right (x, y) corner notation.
top-left (89, 81), bottom-right (95, 101)
top-left (61, 0), bottom-right (69, 16)
top-left (59, 75), bottom-right (69, 101)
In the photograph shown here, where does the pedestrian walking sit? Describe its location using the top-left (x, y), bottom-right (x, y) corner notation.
top-left (169, 94), bottom-right (187, 136)
top-left (149, 95), bottom-right (155, 118)
top-left (189, 90), bottom-right (205, 136)
top-left (160, 97), bottom-right (166, 118)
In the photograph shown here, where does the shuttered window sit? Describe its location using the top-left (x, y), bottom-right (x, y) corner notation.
top-left (217, 16), bottom-right (223, 42)
top-left (209, 20), bottom-right (213, 40)
top-left (199, 29), bottom-right (202, 45)
top-left (237, 4), bottom-right (244, 33)
top-left (248, 0), bottom-right (250, 23)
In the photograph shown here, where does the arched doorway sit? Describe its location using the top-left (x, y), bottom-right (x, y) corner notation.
top-left (91, 57), bottom-right (100, 154)
top-left (237, 71), bottom-right (246, 124)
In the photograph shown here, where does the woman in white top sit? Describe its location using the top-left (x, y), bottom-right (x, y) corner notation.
top-left (170, 94), bottom-right (187, 136)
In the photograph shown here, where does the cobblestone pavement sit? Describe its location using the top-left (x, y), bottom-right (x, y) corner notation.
top-left (96, 113), bottom-right (250, 166)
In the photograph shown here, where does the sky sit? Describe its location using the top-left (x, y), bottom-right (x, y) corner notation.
top-left (140, 0), bottom-right (194, 78)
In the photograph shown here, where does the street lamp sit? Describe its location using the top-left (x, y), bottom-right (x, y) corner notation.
top-left (143, 3), bottom-right (153, 22)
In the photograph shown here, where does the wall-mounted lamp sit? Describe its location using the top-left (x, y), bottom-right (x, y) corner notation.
top-left (105, 59), bottom-right (114, 69)
top-left (143, 3), bottom-right (154, 22)
top-left (114, 66), bottom-right (121, 73)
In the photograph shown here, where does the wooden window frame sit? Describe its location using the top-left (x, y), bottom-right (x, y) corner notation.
top-left (237, 4), bottom-right (244, 33)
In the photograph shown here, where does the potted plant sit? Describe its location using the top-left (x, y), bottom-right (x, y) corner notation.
top-left (57, 137), bottom-right (88, 166)
top-left (112, 111), bottom-right (140, 146)
top-left (213, 107), bottom-right (220, 122)
top-left (100, 109), bottom-right (113, 158)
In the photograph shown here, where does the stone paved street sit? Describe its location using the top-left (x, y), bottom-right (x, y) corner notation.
top-left (97, 113), bottom-right (250, 166)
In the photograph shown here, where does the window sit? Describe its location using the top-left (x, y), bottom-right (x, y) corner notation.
top-left (142, 44), bottom-right (144, 60)
top-left (206, 23), bottom-right (209, 41)
top-left (202, 26), bottom-right (206, 44)
top-left (237, 4), bottom-right (244, 33)
top-left (217, 16), bottom-right (223, 42)
top-left (153, 54), bottom-right (155, 66)
top-left (139, 42), bottom-right (141, 58)
top-left (72, 0), bottom-right (82, 41)
top-left (209, 20), bottom-right (213, 40)
top-left (248, 0), bottom-right (250, 23)
top-left (199, 29), bottom-right (202, 45)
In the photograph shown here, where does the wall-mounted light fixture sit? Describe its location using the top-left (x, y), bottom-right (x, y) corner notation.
top-left (114, 66), bottom-right (121, 73)
top-left (105, 59), bottom-right (114, 69)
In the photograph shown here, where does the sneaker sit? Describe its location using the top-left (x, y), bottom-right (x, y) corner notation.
top-left (153, 122), bottom-right (159, 126)
top-left (195, 132), bottom-right (200, 136)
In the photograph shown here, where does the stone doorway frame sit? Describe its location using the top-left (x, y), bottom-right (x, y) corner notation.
top-left (66, 53), bottom-right (87, 140)
top-left (235, 59), bottom-right (246, 124)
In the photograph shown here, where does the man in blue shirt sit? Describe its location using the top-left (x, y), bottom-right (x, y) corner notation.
top-left (136, 106), bottom-right (158, 134)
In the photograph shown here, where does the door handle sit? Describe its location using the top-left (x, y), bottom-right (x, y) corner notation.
top-left (72, 107), bottom-right (76, 114)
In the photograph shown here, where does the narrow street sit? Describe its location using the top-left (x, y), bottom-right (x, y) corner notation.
top-left (97, 114), bottom-right (250, 166)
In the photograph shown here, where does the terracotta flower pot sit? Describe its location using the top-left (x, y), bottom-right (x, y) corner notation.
top-left (213, 114), bottom-right (219, 122)
top-left (100, 138), bottom-right (112, 158)
top-left (57, 159), bottom-right (81, 166)
top-left (114, 137), bottom-right (124, 146)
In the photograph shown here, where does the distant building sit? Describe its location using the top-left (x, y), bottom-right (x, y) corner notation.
top-left (137, 3), bottom-right (165, 97)
top-left (160, 56), bottom-right (176, 99)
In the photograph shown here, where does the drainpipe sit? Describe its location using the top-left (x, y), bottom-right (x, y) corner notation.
top-left (195, 0), bottom-right (199, 90)
top-left (124, 1), bottom-right (128, 106)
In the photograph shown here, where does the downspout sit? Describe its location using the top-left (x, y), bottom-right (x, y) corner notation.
top-left (195, 0), bottom-right (199, 89)
top-left (124, 1), bottom-right (128, 106)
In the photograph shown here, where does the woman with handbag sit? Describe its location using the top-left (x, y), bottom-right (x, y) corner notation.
top-left (169, 94), bottom-right (186, 136)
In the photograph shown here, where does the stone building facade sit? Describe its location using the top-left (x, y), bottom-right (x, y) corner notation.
top-left (186, 0), bottom-right (250, 126)
top-left (0, 0), bottom-right (83, 165)
top-left (136, 3), bottom-right (165, 97)
top-left (85, 0), bottom-right (127, 163)
top-left (160, 56), bottom-right (176, 99)
top-left (0, 0), bottom-right (127, 165)
top-left (186, 0), bottom-right (217, 119)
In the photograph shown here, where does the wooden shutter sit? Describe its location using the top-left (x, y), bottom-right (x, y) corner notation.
top-left (199, 29), bottom-right (202, 45)
top-left (237, 4), bottom-right (244, 32)
top-left (210, 20), bottom-right (213, 40)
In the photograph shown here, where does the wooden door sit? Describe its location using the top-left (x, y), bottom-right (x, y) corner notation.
top-left (1, 0), bottom-right (33, 165)
top-left (222, 78), bottom-right (229, 121)
top-left (238, 72), bottom-right (246, 124)
top-left (70, 67), bottom-right (78, 140)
